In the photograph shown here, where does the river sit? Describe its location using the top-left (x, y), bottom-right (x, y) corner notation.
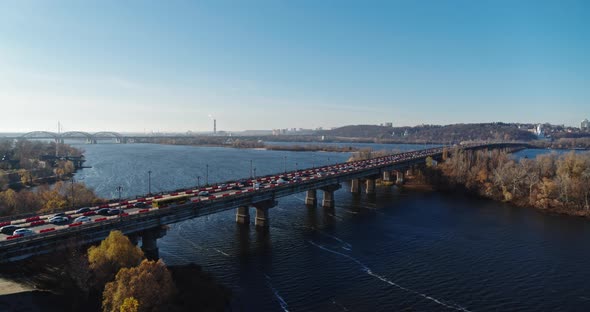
top-left (73, 143), bottom-right (590, 311)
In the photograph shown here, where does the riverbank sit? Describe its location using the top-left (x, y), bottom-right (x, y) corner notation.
top-left (424, 148), bottom-right (590, 219)
top-left (0, 261), bottom-right (230, 312)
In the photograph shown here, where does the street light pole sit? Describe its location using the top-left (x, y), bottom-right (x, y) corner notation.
top-left (295, 162), bottom-right (298, 172)
top-left (70, 177), bottom-right (75, 209)
top-left (148, 170), bottom-right (152, 195)
top-left (116, 186), bottom-right (123, 206)
top-left (116, 186), bottom-right (123, 220)
top-left (197, 176), bottom-right (201, 188)
top-left (206, 164), bottom-right (209, 186)
top-left (253, 167), bottom-right (257, 179)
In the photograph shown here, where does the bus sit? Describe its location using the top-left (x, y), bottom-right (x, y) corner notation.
top-left (152, 194), bottom-right (192, 208)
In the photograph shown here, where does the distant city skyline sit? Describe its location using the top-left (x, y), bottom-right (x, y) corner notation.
top-left (1, 0), bottom-right (588, 132)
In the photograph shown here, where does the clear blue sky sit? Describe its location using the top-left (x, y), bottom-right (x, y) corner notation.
top-left (0, 0), bottom-right (588, 132)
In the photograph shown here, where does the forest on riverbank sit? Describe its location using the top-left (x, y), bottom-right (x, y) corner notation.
top-left (0, 140), bottom-right (103, 217)
top-left (427, 149), bottom-right (590, 216)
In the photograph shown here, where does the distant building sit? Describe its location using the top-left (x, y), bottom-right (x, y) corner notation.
top-left (582, 119), bottom-right (589, 131)
top-left (384, 122), bottom-right (393, 127)
top-left (535, 124), bottom-right (544, 137)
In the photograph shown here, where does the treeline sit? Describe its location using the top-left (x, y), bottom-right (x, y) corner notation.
top-left (0, 139), bottom-right (82, 170)
top-left (530, 138), bottom-right (590, 150)
top-left (429, 149), bottom-right (590, 216)
top-left (266, 144), bottom-right (358, 153)
top-left (24, 230), bottom-right (230, 312)
top-left (0, 139), bottom-right (83, 189)
top-left (141, 137), bottom-right (265, 149)
top-left (320, 123), bottom-right (538, 143)
top-left (347, 149), bottom-right (400, 161)
top-left (0, 181), bottom-right (104, 217)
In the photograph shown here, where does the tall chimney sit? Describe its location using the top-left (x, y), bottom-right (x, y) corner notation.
top-left (214, 119), bottom-right (217, 134)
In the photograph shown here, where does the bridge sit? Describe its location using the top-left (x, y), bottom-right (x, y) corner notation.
top-left (15, 131), bottom-right (126, 144)
top-left (0, 143), bottom-right (526, 262)
top-left (1, 131), bottom-right (202, 144)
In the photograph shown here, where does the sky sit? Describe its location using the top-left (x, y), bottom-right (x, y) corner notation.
top-left (0, 0), bottom-right (588, 133)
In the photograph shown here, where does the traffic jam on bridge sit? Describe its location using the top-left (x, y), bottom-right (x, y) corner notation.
top-left (0, 147), bottom-right (447, 241)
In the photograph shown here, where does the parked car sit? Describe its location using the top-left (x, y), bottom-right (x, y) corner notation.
top-left (13, 228), bottom-right (35, 236)
top-left (97, 208), bottom-right (111, 216)
top-left (0, 225), bottom-right (19, 235)
top-left (49, 216), bottom-right (69, 224)
top-left (74, 216), bottom-right (92, 223)
top-left (75, 207), bottom-right (91, 214)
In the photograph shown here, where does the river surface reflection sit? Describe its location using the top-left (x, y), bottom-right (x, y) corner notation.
top-left (73, 144), bottom-right (590, 311)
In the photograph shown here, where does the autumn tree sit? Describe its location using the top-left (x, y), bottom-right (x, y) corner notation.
top-left (120, 297), bottom-right (139, 312)
top-left (88, 231), bottom-right (145, 287)
top-left (102, 259), bottom-right (176, 312)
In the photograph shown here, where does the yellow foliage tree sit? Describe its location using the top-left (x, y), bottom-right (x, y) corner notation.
top-left (103, 259), bottom-right (176, 312)
top-left (120, 297), bottom-right (139, 312)
top-left (88, 231), bottom-right (145, 286)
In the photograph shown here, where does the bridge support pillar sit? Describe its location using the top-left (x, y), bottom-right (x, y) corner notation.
top-left (253, 200), bottom-right (276, 229)
top-left (255, 207), bottom-right (269, 228)
top-left (236, 206), bottom-right (250, 225)
top-left (350, 179), bottom-right (360, 194)
top-left (382, 171), bottom-right (392, 182)
top-left (305, 189), bottom-right (317, 206)
top-left (321, 184), bottom-right (341, 209)
top-left (141, 227), bottom-right (167, 260)
top-left (396, 171), bottom-right (405, 185)
top-left (366, 179), bottom-right (376, 194)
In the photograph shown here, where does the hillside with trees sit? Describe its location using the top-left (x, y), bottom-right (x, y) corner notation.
top-left (319, 123), bottom-right (539, 143)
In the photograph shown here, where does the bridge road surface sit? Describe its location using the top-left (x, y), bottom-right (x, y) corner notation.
top-left (0, 144), bottom-right (523, 244)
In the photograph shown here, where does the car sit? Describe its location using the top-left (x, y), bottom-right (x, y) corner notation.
top-left (74, 216), bottom-right (92, 223)
top-left (13, 228), bottom-right (35, 236)
top-left (49, 216), bottom-right (69, 224)
top-left (0, 225), bottom-right (19, 235)
top-left (276, 179), bottom-right (287, 184)
top-left (97, 208), bottom-right (111, 216)
top-left (133, 202), bottom-right (147, 208)
top-left (52, 212), bottom-right (67, 218)
top-left (198, 191), bottom-right (209, 196)
top-left (108, 208), bottom-right (121, 215)
top-left (232, 185), bottom-right (241, 190)
top-left (76, 207), bottom-right (91, 214)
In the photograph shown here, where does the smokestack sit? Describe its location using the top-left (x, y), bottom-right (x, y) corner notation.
top-left (214, 119), bottom-right (217, 134)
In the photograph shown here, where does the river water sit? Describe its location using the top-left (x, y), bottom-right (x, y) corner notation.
top-left (73, 143), bottom-right (590, 311)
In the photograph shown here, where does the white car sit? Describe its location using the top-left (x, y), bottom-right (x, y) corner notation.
top-left (74, 216), bottom-right (92, 223)
top-left (13, 228), bottom-right (36, 236)
top-left (198, 191), bottom-right (209, 196)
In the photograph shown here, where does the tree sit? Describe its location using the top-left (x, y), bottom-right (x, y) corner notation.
top-left (18, 169), bottom-right (33, 185)
top-left (88, 231), bottom-right (145, 287)
top-left (0, 173), bottom-right (8, 190)
top-left (120, 297), bottom-right (139, 312)
top-left (103, 259), bottom-right (176, 312)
